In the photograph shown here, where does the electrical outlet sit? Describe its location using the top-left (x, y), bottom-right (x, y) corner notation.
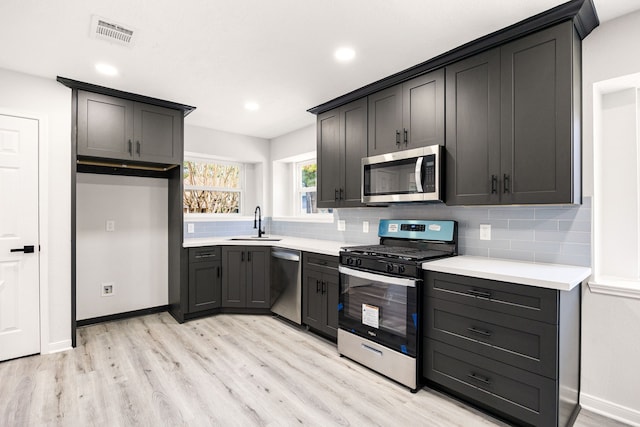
top-left (480, 224), bottom-right (492, 241)
top-left (102, 283), bottom-right (114, 296)
top-left (106, 220), bottom-right (115, 232)
top-left (337, 220), bottom-right (346, 231)
top-left (187, 223), bottom-right (195, 234)
top-left (362, 221), bottom-right (369, 233)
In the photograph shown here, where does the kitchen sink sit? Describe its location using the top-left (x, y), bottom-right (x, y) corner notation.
top-left (228, 237), bottom-right (282, 241)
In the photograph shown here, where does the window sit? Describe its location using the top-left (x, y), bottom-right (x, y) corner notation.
top-left (295, 160), bottom-right (317, 214)
top-left (590, 79), bottom-right (640, 298)
top-left (183, 158), bottom-right (243, 214)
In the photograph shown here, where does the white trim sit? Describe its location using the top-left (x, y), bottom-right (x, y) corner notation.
top-left (46, 339), bottom-right (73, 354)
top-left (184, 214), bottom-right (254, 222)
top-left (272, 215), bottom-right (334, 223)
top-left (588, 277), bottom-right (640, 299)
top-left (580, 392), bottom-right (640, 427)
top-left (37, 114), bottom-right (50, 355)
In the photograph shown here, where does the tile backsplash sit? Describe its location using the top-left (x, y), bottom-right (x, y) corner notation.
top-left (186, 197), bottom-right (592, 267)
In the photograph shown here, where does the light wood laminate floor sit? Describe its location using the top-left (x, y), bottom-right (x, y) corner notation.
top-left (0, 313), bottom-right (630, 426)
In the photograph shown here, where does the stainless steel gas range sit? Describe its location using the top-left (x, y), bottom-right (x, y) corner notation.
top-left (338, 219), bottom-right (458, 392)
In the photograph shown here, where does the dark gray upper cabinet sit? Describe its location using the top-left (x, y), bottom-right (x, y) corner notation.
top-left (317, 109), bottom-right (340, 207)
top-left (500, 22), bottom-right (580, 204)
top-left (403, 70), bottom-right (445, 149)
top-left (446, 21), bottom-right (581, 205)
top-left (77, 90), bottom-right (182, 165)
top-left (445, 48), bottom-right (501, 205)
top-left (317, 98), bottom-right (367, 208)
top-left (367, 85), bottom-right (402, 155)
top-left (368, 69), bottom-right (445, 156)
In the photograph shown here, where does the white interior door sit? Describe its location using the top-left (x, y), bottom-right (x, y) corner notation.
top-left (0, 114), bottom-right (40, 361)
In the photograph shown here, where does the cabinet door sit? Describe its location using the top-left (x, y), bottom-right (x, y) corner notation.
top-left (368, 85), bottom-right (403, 156)
top-left (188, 260), bottom-right (221, 312)
top-left (322, 271), bottom-right (339, 339)
top-left (403, 69), bottom-right (445, 148)
top-left (77, 91), bottom-right (133, 160)
top-left (317, 109), bottom-right (341, 208)
top-left (246, 247), bottom-right (270, 308)
top-left (133, 103), bottom-right (182, 165)
top-left (500, 22), bottom-right (576, 204)
top-left (303, 268), bottom-right (324, 331)
top-left (221, 247), bottom-right (246, 308)
top-left (445, 48), bottom-right (501, 205)
top-left (339, 98), bottom-right (367, 207)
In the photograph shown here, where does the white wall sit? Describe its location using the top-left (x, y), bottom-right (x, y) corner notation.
top-left (581, 10), bottom-right (640, 425)
top-left (76, 173), bottom-right (168, 320)
top-left (270, 124), bottom-right (315, 161)
top-left (185, 124), bottom-right (270, 215)
top-left (270, 124), bottom-right (316, 217)
top-left (0, 68), bottom-right (71, 352)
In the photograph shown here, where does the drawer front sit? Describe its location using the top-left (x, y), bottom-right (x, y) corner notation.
top-left (303, 252), bottom-right (338, 270)
top-left (425, 298), bottom-right (558, 378)
top-left (424, 339), bottom-right (557, 427)
top-left (425, 272), bottom-right (558, 324)
top-left (189, 246), bottom-right (221, 263)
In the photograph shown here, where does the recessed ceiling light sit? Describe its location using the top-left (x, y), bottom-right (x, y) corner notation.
top-left (95, 63), bottom-right (118, 76)
top-left (334, 47), bottom-right (356, 62)
top-left (245, 102), bottom-right (260, 111)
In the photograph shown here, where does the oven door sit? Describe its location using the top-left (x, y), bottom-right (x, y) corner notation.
top-left (338, 266), bottom-right (419, 357)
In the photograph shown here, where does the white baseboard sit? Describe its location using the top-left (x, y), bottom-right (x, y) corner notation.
top-left (581, 392), bottom-right (640, 426)
top-left (45, 339), bottom-right (73, 354)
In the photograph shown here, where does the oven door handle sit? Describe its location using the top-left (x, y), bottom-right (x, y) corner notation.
top-left (415, 156), bottom-right (424, 193)
top-left (338, 266), bottom-right (418, 288)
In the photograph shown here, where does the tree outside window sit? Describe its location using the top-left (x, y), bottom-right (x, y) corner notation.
top-left (183, 159), bottom-right (243, 214)
top-left (297, 160), bottom-right (317, 214)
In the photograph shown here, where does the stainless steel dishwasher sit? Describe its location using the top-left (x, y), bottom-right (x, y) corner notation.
top-left (270, 247), bottom-right (302, 324)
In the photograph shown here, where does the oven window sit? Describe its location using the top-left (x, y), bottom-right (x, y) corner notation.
top-left (341, 274), bottom-right (412, 337)
top-left (364, 158), bottom-right (418, 196)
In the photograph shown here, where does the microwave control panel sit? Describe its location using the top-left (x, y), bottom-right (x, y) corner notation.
top-left (423, 154), bottom-right (436, 192)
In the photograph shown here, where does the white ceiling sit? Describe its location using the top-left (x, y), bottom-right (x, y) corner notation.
top-left (1, 0), bottom-right (639, 140)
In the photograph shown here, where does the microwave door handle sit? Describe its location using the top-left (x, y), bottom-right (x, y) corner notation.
top-left (415, 157), bottom-right (424, 193)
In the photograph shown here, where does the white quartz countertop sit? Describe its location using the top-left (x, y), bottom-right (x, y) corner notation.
top-left (183, 235), bottom-right (356, 257)
top-left (422, 255), bottom-right (592, 291)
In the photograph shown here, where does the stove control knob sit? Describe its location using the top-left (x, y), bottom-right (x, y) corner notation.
top-left (347, 257), bottom-right (354, 266)
top-left (356, 259), bottom-right (362, 267)
top-left (398, 265), bottom-right (406, 273)
top-left (386, 263), bottom-right (395, 273)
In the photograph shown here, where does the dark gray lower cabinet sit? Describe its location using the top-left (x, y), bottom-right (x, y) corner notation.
top-left (221, 246), bottom-right (270, 309)
top-left (188, 247), bottom-right (221, 312)
top-left (302, 253), bottom-right (339, 339)
top-left (423, 271), bottom-right (581, 427)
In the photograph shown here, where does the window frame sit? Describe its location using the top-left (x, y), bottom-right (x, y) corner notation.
top-left (183, 154), bottom-right (245, 218)
top-left (294, 159), bottom-right (317, 216)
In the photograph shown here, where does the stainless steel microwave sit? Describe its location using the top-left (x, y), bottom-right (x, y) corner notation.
top-left (362, 145), bottom-right (442, 203)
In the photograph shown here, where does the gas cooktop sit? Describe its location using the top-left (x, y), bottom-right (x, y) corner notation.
top-left (342, 244), bottom-right (452, 262)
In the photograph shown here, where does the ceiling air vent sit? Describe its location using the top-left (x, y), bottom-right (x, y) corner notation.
top-left (90, 15), bottom-right (136, 46)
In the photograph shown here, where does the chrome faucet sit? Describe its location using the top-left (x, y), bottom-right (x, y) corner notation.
top-left (254, 205), bottom-right (265, 238)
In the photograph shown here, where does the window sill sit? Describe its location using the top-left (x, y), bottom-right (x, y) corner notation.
top-left (184, 214), bottom-right (253, 222)
top-left (588, 277), bottom-right (640, 299)
top-left (272, 215), bottom-right (334, 224)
